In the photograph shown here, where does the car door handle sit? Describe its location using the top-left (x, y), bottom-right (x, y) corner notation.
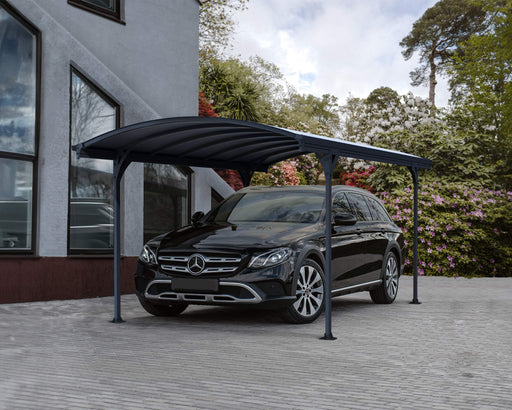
top-left (356, 228), bottom-right (362, 235)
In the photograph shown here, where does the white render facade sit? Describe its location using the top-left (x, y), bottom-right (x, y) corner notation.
top-left (0, 0), bottom-right (232, 303)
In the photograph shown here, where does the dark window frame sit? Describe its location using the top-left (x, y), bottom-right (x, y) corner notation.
top-left (68, 65), bottom-right (121, 255)
top-left (68, 0), bottom-right (125, 25)
top-left (0, 1), bottom-right (41, 255)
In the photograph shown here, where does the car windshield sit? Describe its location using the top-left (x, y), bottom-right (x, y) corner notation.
top-left (208, 191), bottom-right (324, 224)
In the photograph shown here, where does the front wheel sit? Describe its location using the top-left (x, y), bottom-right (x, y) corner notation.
top-left (370, 252), bottom-right (399, 304)
top-left (137, 295), bottom-right (188, 317)
top-left (282, 259), bottom-right (325, 324)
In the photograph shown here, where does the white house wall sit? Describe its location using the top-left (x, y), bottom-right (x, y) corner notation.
top-left (5, 0), bottom-right (226, 259)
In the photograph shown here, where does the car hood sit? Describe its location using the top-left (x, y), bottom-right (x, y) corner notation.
top-left (158, 222), bottom-right (320, 251)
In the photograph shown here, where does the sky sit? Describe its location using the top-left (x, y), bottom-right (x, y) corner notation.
top-left (229, 0), bottom-right (450, 107)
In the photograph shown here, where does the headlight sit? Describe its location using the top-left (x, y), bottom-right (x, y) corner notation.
top-left (249, 248), bottom-right (292, 269)
top-left (139, 245), bottom-right (157, 265)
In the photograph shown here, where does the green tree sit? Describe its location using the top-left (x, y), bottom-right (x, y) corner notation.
top-left (199, 0), bottom-right (249, 60)
top-left (448, 0), bottom-right (512, 186)
top-left (400, 0), bottom-right (487, 107)
top-left (340, 87), bottom-right (496, 192)
top-left (199, 58), bottom-right (261, 121)
top-left (200, 56), bottom-right (342, 136)
top-left (366, 86), bottom-right (400, 110)
top-left (274, 92), bottom-right (342, 137)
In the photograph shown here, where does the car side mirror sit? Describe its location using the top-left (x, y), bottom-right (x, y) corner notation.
top-left (333, 212), bottom-right (357, 226)
top-left (191, 211), bottom-right (204, 224)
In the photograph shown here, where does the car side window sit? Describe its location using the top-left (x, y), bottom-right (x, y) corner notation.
top-left (367, 197), bottom-right (392, 222)
top-left (347, 193), bottom-right (373, 221)
top-left (332, 192), bottom-right (352, 214)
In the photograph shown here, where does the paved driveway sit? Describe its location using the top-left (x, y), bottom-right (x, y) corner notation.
top-left (1, 276), bottom-right (511, 409)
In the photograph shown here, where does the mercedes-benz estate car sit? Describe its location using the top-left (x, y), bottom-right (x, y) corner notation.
top-left (135, 185), bottom-right (404, 324)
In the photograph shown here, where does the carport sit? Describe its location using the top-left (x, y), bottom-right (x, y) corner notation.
top-left (73, 116), bottom-right (431, 339)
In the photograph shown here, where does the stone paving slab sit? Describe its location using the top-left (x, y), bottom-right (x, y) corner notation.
top-left (1, 276), bottom-right (511, 409)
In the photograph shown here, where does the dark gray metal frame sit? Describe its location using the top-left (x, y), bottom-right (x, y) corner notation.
top-left (73, 116), bottom-right (431, 337)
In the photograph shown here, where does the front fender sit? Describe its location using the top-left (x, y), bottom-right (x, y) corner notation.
top-left (289, 243), bottom-right (325, 297)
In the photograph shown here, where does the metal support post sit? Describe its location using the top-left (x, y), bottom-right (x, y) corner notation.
top-left (319, 153), bottom-right (338, 340)
top-left (112, 154), bottom-right (131, 323)
top-left (409, 166), bottom-right (421, 305)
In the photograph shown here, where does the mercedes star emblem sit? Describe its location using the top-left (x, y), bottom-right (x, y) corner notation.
top-left (187, 253), bottom-right (206, 275)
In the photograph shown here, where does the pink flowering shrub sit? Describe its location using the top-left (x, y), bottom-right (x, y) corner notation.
top-left (294, 154), bottom-right (320, 184)
top-left (251, 160), bottom-right (301, 186)
top-left (250, 155), bottom-right (320, 187)
top-left (379, 182), bottom-right (512, 277)
top-left (340, 166), bottom-right (376, 192)
top-left (268, 161), bottom-right (301, 186)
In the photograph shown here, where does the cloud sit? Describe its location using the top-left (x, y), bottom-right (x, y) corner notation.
top-left (230, 0), bottom-right (450, 106)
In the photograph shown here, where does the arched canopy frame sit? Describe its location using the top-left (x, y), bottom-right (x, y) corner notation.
top-left (74, 116), bottom-right (431, 339)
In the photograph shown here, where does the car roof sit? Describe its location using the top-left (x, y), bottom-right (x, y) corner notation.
top-left (238, 185), bottom-right (379, 199)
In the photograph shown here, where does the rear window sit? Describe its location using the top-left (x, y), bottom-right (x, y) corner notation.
top-left (367, 197), bottom-right (392, 222)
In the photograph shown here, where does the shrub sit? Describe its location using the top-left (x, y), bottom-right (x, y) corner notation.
top-left (294, 154), bottom-right (320, 184)
top-left (250, 171), bottom-right (272, 186)
top-left (215, 169), bottom-right (243, 191)
top-left (251, 160), bottom-right (301, 186)
top-left (269, 161), bottom-right (301, 186)
top-left (340, 166), bottom-right (376, 192)
top-left (379, 182), bottom-right (512, 277)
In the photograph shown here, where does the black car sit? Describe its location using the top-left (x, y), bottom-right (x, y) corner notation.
top-left (135, 186), bottom-right (404, 324)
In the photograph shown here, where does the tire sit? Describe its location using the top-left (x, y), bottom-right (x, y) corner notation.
top-left (282, 259), bottom-right (325, 324)
top-left (370, 252), bottom-right (399, 304)
top-left (137, 295), bottom-right (188, 317)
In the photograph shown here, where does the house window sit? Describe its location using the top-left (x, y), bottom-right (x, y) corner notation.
top-left (68, 0), bottom-right (124, 24)
top-left (0, 3), bottom-right (40, 252)
top-left (69, 67), bottom-right (119, 253)
top-left (144, 164), bottom-right (190, 244)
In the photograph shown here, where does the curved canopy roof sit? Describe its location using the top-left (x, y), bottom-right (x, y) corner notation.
top-left (73, 116), bottom-right (431, 171)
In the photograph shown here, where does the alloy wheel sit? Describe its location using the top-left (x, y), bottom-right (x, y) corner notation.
top-left (385, 254), bottom-right (399, 299)
top-left (294, 264), bottom-right (324, 318)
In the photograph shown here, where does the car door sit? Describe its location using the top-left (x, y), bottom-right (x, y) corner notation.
top-left (365, 196), bottom-right (394, 280)
top-left (330, 191), bottom-right (367, 291)
top-left (346, 193), bottom-right (389, 284)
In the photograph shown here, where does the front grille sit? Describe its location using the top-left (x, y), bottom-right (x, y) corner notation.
top-left (157, 250), bottom-right (245, 277)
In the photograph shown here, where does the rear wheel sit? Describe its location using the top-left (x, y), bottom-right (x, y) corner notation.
top-left (137, 295), bottom-right (188, 317)
top-left (282, 259), bottom-right (325, 324)
top-left (370, 252), bottom-right (399, 304)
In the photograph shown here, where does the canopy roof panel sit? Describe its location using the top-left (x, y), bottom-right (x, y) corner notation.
top-left (73, 116), bottom-right (431, 171)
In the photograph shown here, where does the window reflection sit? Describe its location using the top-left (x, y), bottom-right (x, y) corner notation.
top-left (69, 69), bottom-right (117, 251)
top-left (0, 158), bottom-right (32, 249)
top-left (0, 7), bottom-right (36, 155)
top-left (144, 164), bottom-right (189, 243)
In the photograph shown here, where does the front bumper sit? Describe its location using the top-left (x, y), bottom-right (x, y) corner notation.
top-left (135, 259), bottom-right (297, 309)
